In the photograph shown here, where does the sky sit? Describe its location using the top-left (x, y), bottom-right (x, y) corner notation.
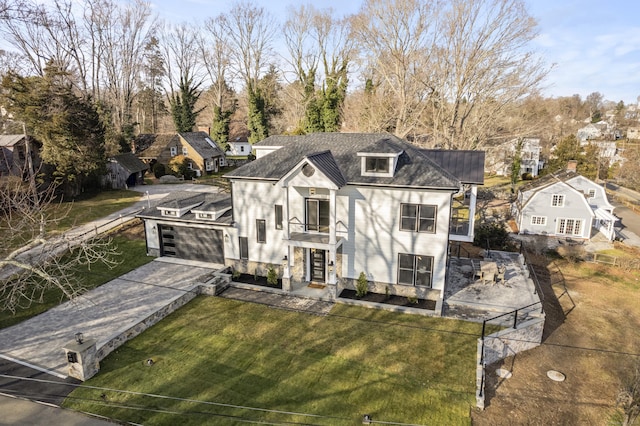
top-left (149, 0), bottom-right (640, 105)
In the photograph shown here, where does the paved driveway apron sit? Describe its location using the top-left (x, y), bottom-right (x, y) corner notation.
top-left (0, 261), bottom-right (216, 378)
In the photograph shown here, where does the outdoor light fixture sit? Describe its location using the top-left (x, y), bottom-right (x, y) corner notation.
top-left (282, 255), bottom-right (288, 267)
top-left (328, 261), bottom-right (334, 273)
top-left (362, 414), bottom-right (372, 425)
top-left (224, 233), bottom-right (229, 242)
top-left (75, 332), bottom-right (84, 345)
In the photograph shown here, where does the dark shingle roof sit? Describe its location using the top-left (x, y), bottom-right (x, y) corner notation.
top-left (420, 149), bottom-right (485, 185)
top-left (137, 134), bottom-right (178, 159)
top-left (227, 133), bottom-right (460, 190)
top-left (112, 152), bottom-right (148, 174)
top-left (179, 132), bottom-right (224, 158)
top-left (306, 151), bottom-right (347, 188)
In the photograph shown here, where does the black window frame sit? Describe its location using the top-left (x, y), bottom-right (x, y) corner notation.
top-left (365, 157), bottom-right (389, 173)
top-left (400, 203), bottom-right (437, 233)
top-left (397, 253), bottom-right (433, 288)
top-left (256, 219), bottom-right (266, 243)
top-left (275, 205), bottom-right (283, 230)
top-left (239, 237), bottom-right (248, 259)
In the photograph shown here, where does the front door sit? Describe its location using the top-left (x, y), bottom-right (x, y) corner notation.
top-left (311, 249), bottom-right (325, 282)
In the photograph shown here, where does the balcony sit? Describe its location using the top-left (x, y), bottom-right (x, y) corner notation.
top-left (286, 221), bottom-right (345, 248)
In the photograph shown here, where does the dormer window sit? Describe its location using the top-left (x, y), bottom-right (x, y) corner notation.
top-left (365, 157), bottom-right (389, 173)
top-left (357, 151), bottom-right (401, 177)
top-left (162, 210), bottom-right (177, 217)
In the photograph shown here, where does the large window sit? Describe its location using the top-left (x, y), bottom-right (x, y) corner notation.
top-left (256, 219), bottom-right (266, 243)
top-left (531, 216), bottom-right (547, 226)
top-left (275, 205), bottom-right (283, 230)
top-left (398, 253), bottom-right (433, 287)
top-left (365, 157), bottom-right (389, 173)
top-left (551, 194), bottom-right (565, 207)
top-left (239, 237), bottom-right (248, 259)
top-left (400, 203), bottom-right (437, 233)
top-left (306, 199), bottom-right (330, 232)
top-left (170, 146), bottom-right (177, 156)
top-left (557, 218), bottom-right (582, 236)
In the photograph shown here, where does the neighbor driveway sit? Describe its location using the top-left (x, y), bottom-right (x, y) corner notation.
top-left (0, 260), bottom-right (218, 378)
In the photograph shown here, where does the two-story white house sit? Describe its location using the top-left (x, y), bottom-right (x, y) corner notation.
top-left (512, 166), bottom-right (616, 241)
top-left (138, 133), bottom-right (485, 314)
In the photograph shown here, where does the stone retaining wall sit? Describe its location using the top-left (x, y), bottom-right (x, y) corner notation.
top-left (94, 274), bottom-right (229, 363)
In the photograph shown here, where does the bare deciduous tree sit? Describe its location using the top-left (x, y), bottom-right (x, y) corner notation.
top-left (351, 0), bottom-right (436, 139)
top-left (0, 180), bottom-right (119, 313)
top-left (617, 364), bottom-right (640, 426)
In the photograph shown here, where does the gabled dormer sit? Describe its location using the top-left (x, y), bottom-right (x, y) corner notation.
top-left (356, 139), bottom-right (403, 178)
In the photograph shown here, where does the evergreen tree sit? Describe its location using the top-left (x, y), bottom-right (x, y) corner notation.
top-left (2, 66), bottom-right (106, 196)
top-left (169, 76), bottom-right (203, 133)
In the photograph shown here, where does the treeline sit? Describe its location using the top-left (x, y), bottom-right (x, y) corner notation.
top-left (0, 0), bottom-right (637, 194)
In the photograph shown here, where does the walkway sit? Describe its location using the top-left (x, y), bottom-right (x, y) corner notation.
top-left (0, 260), bottom-right (218, 378)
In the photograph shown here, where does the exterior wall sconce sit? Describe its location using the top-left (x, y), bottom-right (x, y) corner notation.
top-left (224, 233), bottom-right (229, 242)
top-left (75, 332), bottom-right (84, 344)
top-left (328, 261), bottom-right (334, 273)
top-left (282, 255), bottom-right (288, 267)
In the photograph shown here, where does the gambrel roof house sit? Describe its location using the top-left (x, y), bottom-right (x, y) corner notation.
top-left (138, 133), bottom-right (485, 315)
top-left (136, 132), bottom-right (225, 176)
top-left (512, 167), bottom-right (616, 241)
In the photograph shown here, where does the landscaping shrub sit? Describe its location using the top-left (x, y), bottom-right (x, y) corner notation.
top-left (266, 265), bottom-right (278, 286)
top-left (356, 272), bottom-right (368, 298)
top-left (152, 162), bottom-right (166, 178)
top-left (474, 222), bottom-right (515, 251)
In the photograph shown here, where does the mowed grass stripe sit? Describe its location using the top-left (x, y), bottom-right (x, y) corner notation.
top-left (64, 297), bottom-right (481, 425)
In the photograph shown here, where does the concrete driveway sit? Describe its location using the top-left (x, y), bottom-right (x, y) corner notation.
top-left (0, 260), bottom-right (218, 378)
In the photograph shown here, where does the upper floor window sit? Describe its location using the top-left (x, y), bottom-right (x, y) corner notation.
top-left (400, 203), bottom-right (436, 233)
top-left (170, 146), bottom-right (177, 156)
top-left (182, 147), bottom-right (188, 156)
top-left (205, 159), bottom-right (214, 171)
top-left (587, 189), bottom-right (596, 198)
top-left (240, 145), bottom-right (245, 152)
top-left (306, 199), bottom-right (329, 233)
top-left (365, 157), bottom-right (389, 173)
top-left (551, 194), bottom-right (564, 207)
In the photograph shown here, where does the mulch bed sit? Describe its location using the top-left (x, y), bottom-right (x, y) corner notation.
top-left (339, 289), bottom-right (436, 311)
top-left (233, 273), bottom-right (283, 290)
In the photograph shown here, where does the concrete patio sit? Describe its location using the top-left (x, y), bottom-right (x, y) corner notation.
top-left (443, 249), bottom-right (542, 323)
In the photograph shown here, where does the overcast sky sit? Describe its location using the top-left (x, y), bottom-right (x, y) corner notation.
top-left (149, 0), bottom-right (640, 105)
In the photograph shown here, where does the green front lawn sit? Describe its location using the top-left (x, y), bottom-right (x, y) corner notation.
top-left (53, 189), bottom-right (142, 232)
top-left (0, 235), bottom-right (151, 330)
top-left (64, 299), bottom-right (482, 425)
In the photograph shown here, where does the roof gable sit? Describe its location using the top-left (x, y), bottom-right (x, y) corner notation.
top-left (179, 132), bottom-right (224, 159)
top-left (111, 152), bottom-right (148, 174)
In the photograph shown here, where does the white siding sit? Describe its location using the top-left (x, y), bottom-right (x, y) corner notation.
top-left (231, 180), bottom-right (287, 264)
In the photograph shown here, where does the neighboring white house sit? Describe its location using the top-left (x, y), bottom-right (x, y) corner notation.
top-left (137, 133), bottom-right (486, 315)
top-left (512, 169), bottom-right (616, 241)
top-left (485, 137), bottom-right (543, 177)
top-left (577, 123), bottom-right (603, 142)
top-left (227, 139), bottom-right (252, 157)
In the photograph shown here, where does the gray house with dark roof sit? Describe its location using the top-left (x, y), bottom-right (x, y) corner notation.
top-left (138, 133), bottom-right (484, 315)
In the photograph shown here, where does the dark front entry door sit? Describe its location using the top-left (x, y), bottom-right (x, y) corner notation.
top-left (311, 249), bottom-right (325, 282)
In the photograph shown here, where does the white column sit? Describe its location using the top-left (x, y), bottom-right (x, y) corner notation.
top-left (329, 189), bottom-right (337, 245)
top-left (468, 186), bottom-right (478, 238)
